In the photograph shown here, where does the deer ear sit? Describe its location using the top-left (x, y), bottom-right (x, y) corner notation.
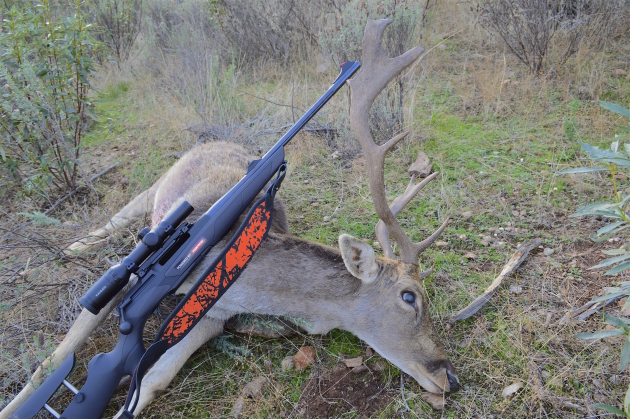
top-left (339, 234), bottom-right (379, 283)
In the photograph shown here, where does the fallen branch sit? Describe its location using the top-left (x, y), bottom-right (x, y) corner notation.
top-left (559, 294), bottom-right (624, 323)
top-left (450, 238), bottom-right (542, 323)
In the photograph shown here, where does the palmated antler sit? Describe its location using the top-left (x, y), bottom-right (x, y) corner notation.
top-left (348, 19), bottom-right (449, 264)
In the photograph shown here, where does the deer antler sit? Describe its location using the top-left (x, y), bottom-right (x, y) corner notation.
top-left (348, 19), bottom-right (449, 264)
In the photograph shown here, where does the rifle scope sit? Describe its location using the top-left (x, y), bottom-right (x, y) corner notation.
top-left (79, 201), bottom-right (194, 315)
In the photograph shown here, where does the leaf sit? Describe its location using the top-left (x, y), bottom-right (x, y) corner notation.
top-left (590, 255), bottom-right (630, 270)
top-left (590, 403), bottom-right (625, 415)
top-left (604, 249), bottom-right (630, 256)
top-left (592, 224), bottom-right (630, 242)
top-left (607, 262), bottom-right (630, 276)
top-left (576, 329), bottom-right (625, 340)
top-left (597, 221), bottom-right (628, 236)
top-left (605, 313), bottom-right (628, 330)
top-left (580, 141), bottom-right (627, 161)
top-left (600, 100), bottom-right (630, 119)
top-left (589, 291), bottom-right (628, 303)
top-left (557, 167), bottom-right (608, 174)
top-left (621, 335), bottom-right (630, 372)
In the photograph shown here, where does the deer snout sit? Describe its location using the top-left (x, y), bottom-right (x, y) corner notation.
top-left (444, 360), bottom-right (460, 392)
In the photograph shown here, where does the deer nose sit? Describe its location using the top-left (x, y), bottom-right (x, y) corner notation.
top-left (446, 370), bottom-right (460, 392)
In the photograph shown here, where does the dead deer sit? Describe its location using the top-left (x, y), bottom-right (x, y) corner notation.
top-left (0, 19), bottom-right (459, 419)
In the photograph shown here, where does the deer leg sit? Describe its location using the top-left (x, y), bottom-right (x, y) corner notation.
top-left (66, 183), bottom-right (160, 254)
top-left (113, 316), bottom-right (225, 419)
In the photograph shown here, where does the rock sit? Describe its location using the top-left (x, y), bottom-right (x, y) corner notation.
top-left (311, 202), bottom-right (319, 207)
top-left (509, 285), bottom-right (522, 294)
top-left (408, 152), bottom-right (432, 178)
top-left (366, 347), bottom-right (374, 357)
top-left (331, 151), bottom-right (342, 159)
top-left (121, 177), bottom-right (130, 185)
top-left (480, 240), bottom-right (490, 247)
top-left (243, 376), bottom-right (267, 398)
top-left (435, 241), bottom-right (449, 248)
top-left (293, 346), bottom-right (316, 371)
top-left (343, 356), bottom-right (364, 368)
top-left (352, 365), bottom-right (368, 374)
top-left (512, 210), bottom-right (519, 217)
top-left (323, 216), bottom-right (331, 222)
top-left (281, 356), bottom-right (294, 372)
top-left (502, 382), bottom-right (522, 398)
top-left (612, 68), bottom-right (628, 78)
top-left (543, 248), bottom-right (554, 256)
top-left (421, 392), bottom-right (445, 410)
top-left (464, 252), bottom-right (476, 260)
top-left (459, 234), bottom-right (467, 240)
top-left (462, 211), bottom-right (473, 221)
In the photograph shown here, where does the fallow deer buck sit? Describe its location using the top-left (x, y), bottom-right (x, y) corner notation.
top-left (1, 19), bottom-right (459, 419)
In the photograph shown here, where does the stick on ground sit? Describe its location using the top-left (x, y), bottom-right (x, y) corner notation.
top-left (450, 238), bottom-right (542, 323)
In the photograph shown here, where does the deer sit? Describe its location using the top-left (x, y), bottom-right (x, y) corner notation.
top-left (0, 19), bottom-right (459, 419)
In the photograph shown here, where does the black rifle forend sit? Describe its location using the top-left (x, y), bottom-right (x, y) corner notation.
top-left (11, 60), bottom-right (360, 419)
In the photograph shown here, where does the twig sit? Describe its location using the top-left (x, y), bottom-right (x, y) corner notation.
top-left (450, 238), bottom-right (541, 322)
top-left (227, 84), bottom-right (305, 113)
top-left (1, 162), bottom-right (119, 241)
top-left (398, 374), bottom-right (411, 416)
top-left (559, 295), bottom-right (624, 323)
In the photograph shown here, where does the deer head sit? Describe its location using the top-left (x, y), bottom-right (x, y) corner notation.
top-left (338, 19), bottom-right (459, 394)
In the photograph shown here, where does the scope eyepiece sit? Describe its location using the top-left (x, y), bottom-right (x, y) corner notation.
top-left (79, 201), bottom-right (194, 315)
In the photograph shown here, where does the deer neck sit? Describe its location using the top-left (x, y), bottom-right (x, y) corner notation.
top-left (216, 232), bottom-right (363, 334)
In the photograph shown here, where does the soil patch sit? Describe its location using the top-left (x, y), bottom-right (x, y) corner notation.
top-left (296, 363), bottom-right (395, 418)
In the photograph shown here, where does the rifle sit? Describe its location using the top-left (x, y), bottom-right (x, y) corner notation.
top-left (12, 61), bottom-right (360, 419)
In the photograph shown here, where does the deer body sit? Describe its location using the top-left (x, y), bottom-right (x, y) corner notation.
top-left (0, 20), bottom-right (459, 419)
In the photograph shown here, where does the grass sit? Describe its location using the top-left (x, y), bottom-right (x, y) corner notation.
top-left (2, 1), bottom-right (630, 417)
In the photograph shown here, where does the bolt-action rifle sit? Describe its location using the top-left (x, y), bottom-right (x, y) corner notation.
top-left (11, 61), bottom-right (360, 419)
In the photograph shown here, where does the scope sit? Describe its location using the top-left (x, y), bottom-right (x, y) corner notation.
top-left (79, 201), bottom-right (194, 315)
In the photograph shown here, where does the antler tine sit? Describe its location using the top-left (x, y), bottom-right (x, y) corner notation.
top-left (349, 19), bottom-right (433, 264)
top-left (375, 172), bottom-right (439, 258)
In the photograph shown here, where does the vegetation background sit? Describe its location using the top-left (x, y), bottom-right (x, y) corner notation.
top-left (1, 0), bottom-right (630, 417)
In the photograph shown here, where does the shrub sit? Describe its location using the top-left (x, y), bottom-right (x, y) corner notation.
top-left (560, 101), bottom-right (630, 416)
top-left (319, 0), bottom-right (426, 142)
top-left (478, 0), bottom-right (622, 74)
top-left (91, 0), bottom-right (142, 65)
top-left (0, 1), bottom-right (102, 197)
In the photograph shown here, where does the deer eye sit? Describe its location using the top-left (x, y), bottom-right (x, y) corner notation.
top-left (402, 292), bottom-right (416, 305)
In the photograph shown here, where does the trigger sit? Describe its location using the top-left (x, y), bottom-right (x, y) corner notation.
top-left (247, 159), bottom-right (260, 174)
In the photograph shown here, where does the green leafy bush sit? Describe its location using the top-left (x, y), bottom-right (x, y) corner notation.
top-left (0, 0), bottom-right (102, 197)
top-left (560, 100), bottom-right (630, 416)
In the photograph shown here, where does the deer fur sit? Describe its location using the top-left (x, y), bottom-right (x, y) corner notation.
top-left (0, 20), bottom-right (459, 419)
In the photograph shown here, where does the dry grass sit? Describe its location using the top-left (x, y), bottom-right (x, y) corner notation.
top-left (2, 0), bottom-right (630, 417)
